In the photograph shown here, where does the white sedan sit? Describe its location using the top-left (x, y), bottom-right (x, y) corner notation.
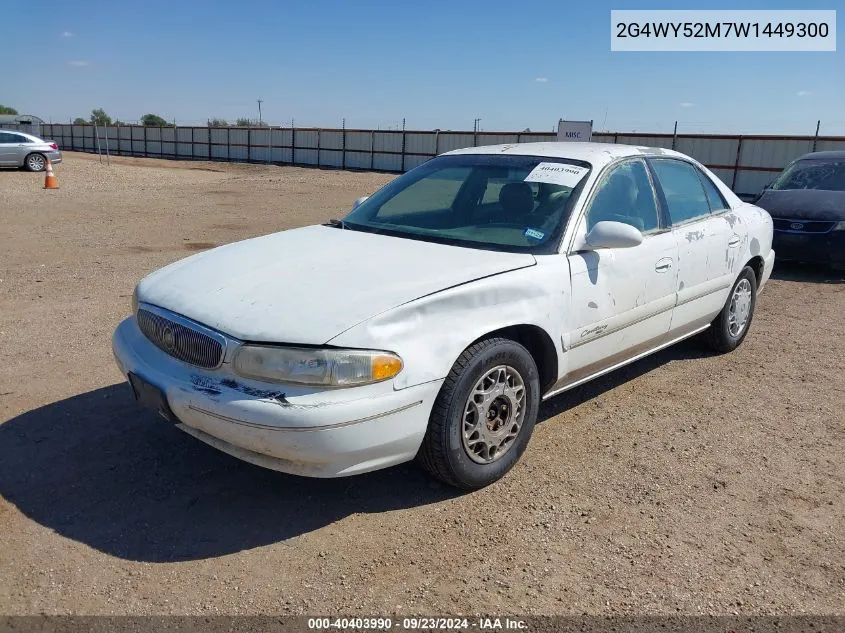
top-left (112, 142), bottom-right (774, 489)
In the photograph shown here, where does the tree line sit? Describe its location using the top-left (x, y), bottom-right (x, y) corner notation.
top-left (72, 109), bottom-right (269, 127)
top-left (3, 104), bottom-right (271, 127)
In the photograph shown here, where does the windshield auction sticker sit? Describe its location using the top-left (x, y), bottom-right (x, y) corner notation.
top-left (524, 163), bottom-right (588, 188)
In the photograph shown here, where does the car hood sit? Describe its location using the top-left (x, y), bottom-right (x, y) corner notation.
top-left (755, 189), bottom-right (845, 220)
top-left (137, 225), bottom-right (536, 344)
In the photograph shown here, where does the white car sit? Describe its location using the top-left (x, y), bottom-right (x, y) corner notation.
top-left (112, 142), bottom-right (775, 489)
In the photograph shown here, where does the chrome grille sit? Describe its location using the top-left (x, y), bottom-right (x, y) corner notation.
top-left (137, 309), bottom-right (224, 369)
top-left (772, 218), bottom-right (835, 233)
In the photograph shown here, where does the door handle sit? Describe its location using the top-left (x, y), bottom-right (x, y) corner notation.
top-left (728, 235), bottom-right (741, 248)
top-left (655, 258), bottom-right (673, 273)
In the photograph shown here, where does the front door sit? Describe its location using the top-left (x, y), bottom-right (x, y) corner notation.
top-left (0, 132), bottom-right (20, 165)
top-left (561, 158), bottom-right (678, 387)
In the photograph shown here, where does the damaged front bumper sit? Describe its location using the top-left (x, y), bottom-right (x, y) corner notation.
top-left (112, 316), bottom-right (442, 477)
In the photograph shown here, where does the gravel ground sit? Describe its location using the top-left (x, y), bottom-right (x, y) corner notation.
top-left (0, 153), bottom-right (843, 616)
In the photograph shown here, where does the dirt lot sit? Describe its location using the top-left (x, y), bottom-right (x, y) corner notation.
top-left (0, 153), bottom-right (842, 617)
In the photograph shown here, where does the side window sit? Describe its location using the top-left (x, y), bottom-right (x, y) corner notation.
top-left (696, 168), bottom-right (729, 212)
top-left (650, 159), bottom-right (711, 224)
top-left (0, 132), bottom-right (15, 143)
top-left (586, 160), bottom-right (659, 233)
top-left (9, 134), bottom-right (29, 143)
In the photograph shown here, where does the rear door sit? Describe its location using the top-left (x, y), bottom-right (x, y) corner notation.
top-left (648, 158), bottom-right (733, 331)
top-left (696, 166), bottom-right (743, 288)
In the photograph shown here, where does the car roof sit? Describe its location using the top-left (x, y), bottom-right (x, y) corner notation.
top-left (442, 141), bottom-right (689, 168)
top-left (794, 150), bottom-right (845, 161)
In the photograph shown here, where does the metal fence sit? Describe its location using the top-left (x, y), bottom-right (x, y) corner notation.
top-left (38, 123), bottom-right (845, 196)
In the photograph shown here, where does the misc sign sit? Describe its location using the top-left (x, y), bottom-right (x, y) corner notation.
top-left (556, 120), bottom-right (593, 142)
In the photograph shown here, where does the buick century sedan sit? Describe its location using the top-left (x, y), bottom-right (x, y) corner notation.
top-left (113, 142), bottom-right (775, 489)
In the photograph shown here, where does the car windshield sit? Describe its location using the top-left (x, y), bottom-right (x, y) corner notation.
top-left (341, 154), bottom-right (591, 253)
top-left (771, 158), bottom-right (845, 192)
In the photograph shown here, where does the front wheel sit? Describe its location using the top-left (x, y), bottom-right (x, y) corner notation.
top-left (705, 266), bottom-right (758, 353)
top-left (417, 337), bottom-right (540, 490)
top-left (25, 153), bottom-right (47, 172)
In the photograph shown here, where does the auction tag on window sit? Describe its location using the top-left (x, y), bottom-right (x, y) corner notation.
top-left (524, 162), bottom-right (588, 187)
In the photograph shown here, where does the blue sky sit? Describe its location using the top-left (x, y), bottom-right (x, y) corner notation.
top-left (4, 0), bottom-right (842, 134)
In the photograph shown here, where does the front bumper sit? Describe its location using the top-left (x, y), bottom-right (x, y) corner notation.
top-left (112, 316), bottom-right (442, 477)
top-left (772, 230), bottom-right (845, 266)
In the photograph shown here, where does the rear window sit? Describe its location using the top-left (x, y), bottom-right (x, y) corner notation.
top-left (772, 159), bottom-right (845, 192)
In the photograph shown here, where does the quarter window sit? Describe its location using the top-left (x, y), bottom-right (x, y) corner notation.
top-left (585, 159), bottom-right (659, 233)
top-left (650, 159), bottom-right (711, 224)
top-left (696, 168), bottom-right (729, 212)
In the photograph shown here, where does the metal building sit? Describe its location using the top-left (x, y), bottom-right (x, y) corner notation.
top-left (0, 114), bottom-right (44, 137)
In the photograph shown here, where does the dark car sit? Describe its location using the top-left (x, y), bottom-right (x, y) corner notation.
top-left (754, 151), bottom-right (845, 270)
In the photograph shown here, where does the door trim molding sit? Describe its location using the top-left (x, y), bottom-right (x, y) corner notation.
top-left (543, 323), bottom-right (710, 400)
top-left (569, 300), bottom-right (676, 350)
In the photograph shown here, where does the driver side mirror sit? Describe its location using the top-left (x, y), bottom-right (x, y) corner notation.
top-left (584, 221), bottom-right (643, 250)
top-left (352, 195), bottom-right (369, 210)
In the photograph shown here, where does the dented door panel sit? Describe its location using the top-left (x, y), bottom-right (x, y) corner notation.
top-left (561, 231), bottom-right (678, 386)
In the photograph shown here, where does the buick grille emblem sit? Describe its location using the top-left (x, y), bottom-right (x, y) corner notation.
top-left (790, 222), bottom-right (804, 230)
top-left (162, 326), bottom-right (176, 351)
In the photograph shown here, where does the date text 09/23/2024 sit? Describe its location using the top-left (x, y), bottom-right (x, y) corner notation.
top-left (307, 617), bottom-right (527, 630)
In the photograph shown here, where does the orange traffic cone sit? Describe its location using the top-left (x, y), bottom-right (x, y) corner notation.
top-left (43, 159), bottom-right (58, 189)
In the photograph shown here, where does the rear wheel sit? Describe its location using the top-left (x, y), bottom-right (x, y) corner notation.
top-left (25, 153), bottom-right (47, 172)
top-left (705, 266), bottom-right (757, 353)
top-left (417, 337), bottom-right (540, 490)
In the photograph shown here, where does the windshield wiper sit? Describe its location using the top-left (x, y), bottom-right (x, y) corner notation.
top-left (326, 218), bottom-right (347, 229)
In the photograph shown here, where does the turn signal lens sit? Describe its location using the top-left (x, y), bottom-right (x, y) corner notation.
top-left (372, 355), bottom-right (403, 381)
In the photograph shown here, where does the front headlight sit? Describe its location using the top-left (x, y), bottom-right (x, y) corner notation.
top-left (833, 221), bottom-right (845, 231)
top-left (131, 286), bottom-right (139, 314)
top-left (233, 345), bottom-right (403, 387)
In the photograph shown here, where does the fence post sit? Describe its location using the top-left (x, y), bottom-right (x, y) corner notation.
top-left (190, 126), bottom-right (195, 160)
top-left (812, 119), bottom-right (820, 152)
top-left (672, 121), bottom-right (678, 150)
top-left (317, 129), bottom-right (321, 167)
top-left (401, 128), bottom-right (407, 172)
top-left (291, 124), bottom-right (296, 165)
top-left (341, 118), bottom-right (346, 169)
top-left (71, 124), bottom-right (76, 151)
top-left (370, 130), bottom-right (375, 170)
top-left (143, 123), bottom-right (147, 156)
top-left (731, 135), bottom-right (743, 191)
top-left (434, 130), bottom-right (440, 156)
top-left (247, 126), bottom-right (252, 163)
top-left (516, 132), bottom-right (522, 145)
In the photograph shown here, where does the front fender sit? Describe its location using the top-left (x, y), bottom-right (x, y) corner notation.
top-left (327, 258), bottom-right (570, 389)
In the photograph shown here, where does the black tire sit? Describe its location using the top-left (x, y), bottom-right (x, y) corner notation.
top-left (25, 153), bottom-right (47, 172)
top-left (705, 265), bottom-right (758, 353)
top-left (417, 337), bottom-right (540, 490)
